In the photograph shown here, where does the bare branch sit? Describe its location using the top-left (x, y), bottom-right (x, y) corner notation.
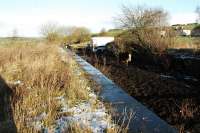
top-left (116, 5), bottom-right (169, 28)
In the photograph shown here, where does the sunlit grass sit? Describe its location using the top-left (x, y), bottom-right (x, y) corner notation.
top-left (172, 36), bottom-right (200, 49)
top-left (0, 40), bottom-right (90, 132)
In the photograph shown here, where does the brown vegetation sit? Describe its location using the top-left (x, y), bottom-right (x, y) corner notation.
top-left (90, 59), bottom-right (200, 132)
top-left (40, 22), bottom-right (91, 44)
top-left (0, 42), bottom-right (90, 132)
top-left (114, 5), bottom-right (175, 56)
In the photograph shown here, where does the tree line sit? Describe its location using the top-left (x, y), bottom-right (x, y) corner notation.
top-left (40, 4), bottom-right (200, 53)
top-left (40, 22), bottom-right (91, 44)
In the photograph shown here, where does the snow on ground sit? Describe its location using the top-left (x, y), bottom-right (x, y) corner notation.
top-left (54, 90), bottom-right (115, 133)
top-left (54, 48), bottom-right (115, 132)
top-left (31, 47), bottom-right (116, 133)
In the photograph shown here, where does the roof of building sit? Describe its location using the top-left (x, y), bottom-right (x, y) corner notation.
top-left (92, 37), bottom-right (114, 47)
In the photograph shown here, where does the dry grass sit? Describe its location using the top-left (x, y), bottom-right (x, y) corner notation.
top-left (94, 63), bottom-right (111, 76)
top-left (0, 41), bottom-right (89, 132)
top-left (180, 99), bottom-right (198, 120)
top-left (64, 123), bottom-right (93, 133)
top-left (106, 106), bottom-right (134, 133)
top-left (172, 37), bottom-right (200, 49)
top-left (0, 39), bottom-right (134, 133)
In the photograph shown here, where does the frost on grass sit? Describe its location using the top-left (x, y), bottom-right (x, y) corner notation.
top-left (31, 48), bottom-right (115, 133)
top-left (54, 90), bottom-right (115, 133)
top-left (55, 48), bottom-right (115, 132)
top-left (32, 88), bottom-right (115, 133)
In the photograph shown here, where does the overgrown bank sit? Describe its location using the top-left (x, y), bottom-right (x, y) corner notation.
top-left (88, 58), bottom-right (200, 133)
top-left (0, 41), bottom-right (118, 133)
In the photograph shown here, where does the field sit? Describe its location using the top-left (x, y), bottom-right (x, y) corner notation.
top-left (173, 36), bottom-right (200, 49)
top-left (0, 39), bottom-right (121, 133)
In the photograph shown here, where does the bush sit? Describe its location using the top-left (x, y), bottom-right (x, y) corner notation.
top-left (115, 28), bottom-right (175, 54)
top-left (40, 22), bottom-right (61, 42)
top-left (40, 23), bottom-right (91, 44)
top-left (114, 5), bottom-right (175, 54)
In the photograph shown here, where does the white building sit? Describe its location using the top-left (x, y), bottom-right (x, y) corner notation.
top-left (178, 30), bottom-right (191, 36)
top-left (91, 37), bottom-right (114, 52)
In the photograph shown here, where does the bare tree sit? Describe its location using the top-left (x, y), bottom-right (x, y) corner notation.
top-left (115, 5), bottom-right (171, 53)
top-left (116, 5), bottom-right (168, 28)
top-left (40, 22), bottom-right (60, 42)
top-left (40, 23), bottom-right (91, 44)
top-left (55, 26), bottom-right (76, 43)
top-left (70, 27), bottom-right (91, 43)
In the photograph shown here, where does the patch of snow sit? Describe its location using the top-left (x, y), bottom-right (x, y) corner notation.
top-left (174, 54), bottom-right (200, 60)
top-left (14, 80), bottom-right (22, 85)
top-left (30, 48), bottom-right (115, 133)
top-left (185, 84), bottom-right (191, 88)
top-left (160, 74), bottom-right (175, 80)
top-left (89, 93), bottom-right (97, 99)
top-left (184, 76), bottom-right (198, 82)
top-left (54, 95), bottom-right (65, 100)
top-left (34, 121), bottom-right (43, 131)
top-left (9, 80), bottom-right (23, 85)
top-left (55, 100), bottom-right (114, 133)
top-left (52, 91), bottom-right (115, 133)
top-left (34, 112), bottom-right (47, 121)
top-left (87, 86), bottom-right (91, 91)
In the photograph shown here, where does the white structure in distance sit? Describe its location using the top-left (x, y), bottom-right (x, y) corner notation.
top-left (91, 37), bottom-right (114, 52)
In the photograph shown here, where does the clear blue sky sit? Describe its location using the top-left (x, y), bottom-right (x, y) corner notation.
top-left (0, 0), bottom-right (199, 37)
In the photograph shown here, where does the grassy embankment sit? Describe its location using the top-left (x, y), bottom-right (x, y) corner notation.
top-left (0, 39), bottom-right (91, 132)
top-left (173, 36), bottom-right (200, 49)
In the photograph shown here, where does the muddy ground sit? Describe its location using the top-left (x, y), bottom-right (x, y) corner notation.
top-left (76, 49), bottom-right (200, 132)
